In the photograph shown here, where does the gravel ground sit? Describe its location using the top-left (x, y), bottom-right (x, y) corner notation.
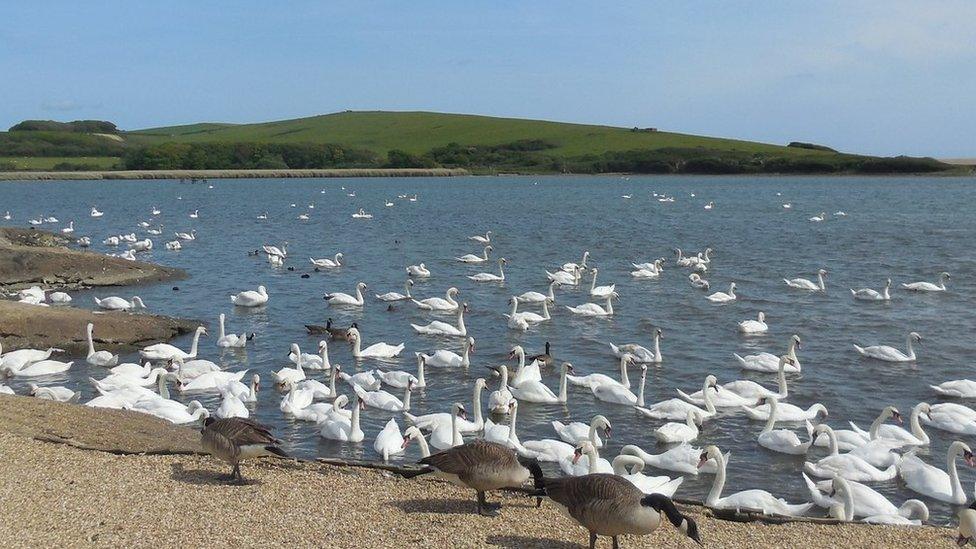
top-left (0, 427), bottom-right (957, 548)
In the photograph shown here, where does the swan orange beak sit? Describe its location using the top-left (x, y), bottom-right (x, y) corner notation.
top-left (571, 448), bottom-right (583, 465)
top-left (697, 453), bottom-right (709, 469)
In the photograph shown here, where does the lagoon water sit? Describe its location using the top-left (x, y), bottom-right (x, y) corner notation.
top-left (2, 175), bottom-right (975, 522)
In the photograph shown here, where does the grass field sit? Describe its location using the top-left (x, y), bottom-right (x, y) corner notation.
top-left (0, 156), bottom-right (120, 170)
top-left (127, 110), bottom-right (821, 158)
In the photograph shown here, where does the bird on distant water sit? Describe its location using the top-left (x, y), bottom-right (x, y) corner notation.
top-left (200, 417), bottom-right (289, 482)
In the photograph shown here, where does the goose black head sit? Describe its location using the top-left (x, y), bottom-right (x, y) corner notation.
top-left (641, 494), bottom-right (702, 545)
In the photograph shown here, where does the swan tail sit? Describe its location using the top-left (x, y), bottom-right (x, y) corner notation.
top-left (852, 344), bottom-right (866, 355)
top-left (657, 477), bottom-right (684, 497)
top-left (849, 289), bottom-right (856, 297)
top-left (787, 502), bottom-right (816, 515)
top-left (801, 473), bottom-right (832, 508)
top-left (403, 412), bottom-right (419, 425)
top-left (740, 405), bottom-right (761, 419)
top-left (69, 392), bottom-right (81, 404)
top-left (732, 353), bottom-right (748, 367)
top-left (674, 389), bottom-right (698, 404)
top-left (608, 343), bottom-right (621, 356)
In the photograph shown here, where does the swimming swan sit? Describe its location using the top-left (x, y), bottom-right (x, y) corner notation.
top-left (324, 282), bottom-right (367, 306)
top-left (784, 269), bottom-right (827, 291)
top-left (699, 445), bottom-right (814, 516)
top-left (854, 332), bottom-right (921, 362)
top-left (230, 285), bottom-right (268, 307)
top-left (851, 278), bottom-right (891, 301)
top-left (348, 327), bottom-right (404, 359)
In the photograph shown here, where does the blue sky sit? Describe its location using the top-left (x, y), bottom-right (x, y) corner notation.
top-left (2, 1), bottom-right (974, 156)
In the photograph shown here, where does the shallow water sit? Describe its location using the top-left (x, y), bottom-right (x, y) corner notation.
top-left (2, 175), bottom-right (975, 523)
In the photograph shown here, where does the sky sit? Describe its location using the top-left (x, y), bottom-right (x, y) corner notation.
top-left (2, 1), bottom-right (974, 157)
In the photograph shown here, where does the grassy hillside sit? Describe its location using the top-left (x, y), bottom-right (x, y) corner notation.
top-left (128, 111), bottom-right (811, 158)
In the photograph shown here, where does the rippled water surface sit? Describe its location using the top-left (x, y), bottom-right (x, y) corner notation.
top-left (2, 175), bottom-right (975, 522)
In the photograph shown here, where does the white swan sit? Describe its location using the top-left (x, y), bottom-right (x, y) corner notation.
top-left (216, 313), bottom-right (249, 348)
top-left (550, 415), bottom-right (612, 449)
top-left (487, 364), bottom-right (514, 415)
top-left (898, 441), bottom-right (974, 504)
top-left (103, 235), bottom-right (120, 246)
top-left (854, 332), bottom-right (921, 362)
top-left (932, 379), bottom-right (976, 398)
top-left (921, 402), bottom-right (976, 435)
top-left (176, 368), bottom-right (248, 393)
top-left (348, 327), bottom-right (404, 359)
top-left (803, 425), bottom-right (897, 482)
top-left (705, 282), bottom-right (736, 303)
top-left (412, 287), bottom-right (459, 311)
top-left (404, 378), bottom-right (486, 433)
top-left (401, 426), bottom-right (431, 457)
top-left (734, 334), bottom-right (802, 373)
top-left (505, 297), bottom-right (550, 327)
top-left (809, 212), bottom-right (826, 222)
top-left (902, 271), bottom-right (949, 292)
top-left (588, 268), bottom-right (615, 298)
top-left (632, 258), bottom-right (665, 274)
top-left (338, 368), bottom-right (381, 391)
top-left (559, 440), bottom-right (613, 476)
top-left (411, 304), bottom-right (468, 336)
top-left (721, 355), bottom-right (792, 401)
top-left (700, 445), bottom-right (813, 516)
top-left (428, 402), bottom-right (466, 450)
top-left (165, 240), bottom-right (182, 250)
top-left (90, 207), bottom-right (103, 217)
top-left (849, 403), bottom-right (930, 448)
top-left (420, 337), bottom-right (475, 368)
top-left (94, 296), bottom-right (146, 311)
top-left (566, 294), bottom-right (615, 317)
top-left (272, 344), bottom-right (306, 386)
top-left (377, 353), bottom-right (425, 388)
top-left (130, 398), bottom-right (208, 424)
top-left (376, 279), bottom-right (413, 302)
top-left (851, 278), bottom-right (891, 301)
top-left (324, 282), bottom-right (367, 306)
top-left (456, 245), bottom-right (492, 263)
top-left (406, 263), bottom-right (431, 278)
top-left (28, 383), bottom-right (79, 403)
top-left (215, 387), bottom-right (249, 419)
top-left (6, 358), bottom-right (73, 377)
top-left (0, 345), bottom-right (55, 373)
top-left (509, 361), bottom-right (572, 404)
top-left (609, 328), bottom-right (663, 364)
top-left (611, 455), bottom-right (684, 497)
top-left (620, 443), bottom-right (726, 475)
top-left (354, 380), bottom-right (413, 412)
top-left (567, 355), bottom-right (631, 390)
top-left (741, 400), bottom-right (827, 422)
top-left (803, 473), bottom-right (927, 522)
top-left (561, 251), bottom-right (590, 273)
top-left (469, 231), bottom-right (491, 244)
top-left (738, 312), bottom-right (768, 334)
top-left (756, 397), bottom-right (814, 455)
top-left (784, 269), bottom-right (827, 291)
top-left (547, 266), bottom-right (580, 285)
top-left (593, 363), bottom-right (646, 406)
top-left (85, 322), bottom-right (118, 367)
top-left (635, 374), bottom-right (716, 420)
top-left (289, 340), bottom-right (331, 370)
top-left (320, 395), bottom-right (365, 442)
top-left (310, 253), bottom-right (343, 268)
top-left (654, 410), bottom-right (703, 444)
top-left (468, 258), bottom-right (506, 282)
top-left (230, 285), bottom-right (268, 307)
top-left (516, 281), bottom-right (557, 304)
top-left (139, 326), bottom-right (206, 362)
top-left (374, 417), bottom-right (407, 461)
top-left (175, 229), bottom-right (197, 241)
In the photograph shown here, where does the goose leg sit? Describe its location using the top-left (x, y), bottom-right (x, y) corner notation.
top-left (477, 491), bottom-right (500, 517)
top-left (232, 463), bottom-right (244, 482)
top-left (612, 536), bottom-right (620, 549)
top-left (589, 531), bottom-right (597, 549)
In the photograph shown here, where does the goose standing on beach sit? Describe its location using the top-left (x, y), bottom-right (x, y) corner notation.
top-left (324, 282), bottom-right (367, 306)
top-left (85, 322), bottom-right (118, 367)
top-left (543, 473), bottom-right (702, 548)
top-left (902, 272), bottom-right (950, 292)
top-left (200, 417), bottom-right (288, 482)
top-left (418, 438), bottom-right (544, 517)
top-left (854, 332), bottom-right (921, 362)
top-left (94, 296), bottom-right (146, 311)
top-left (784, 269), bottom-right (827, 291)
top-left (851, 278), bottom-right (891, 301)
top-left (230, 285), bottom-right (268, 307)
top-left (610, 328), bottom-right (663, 364)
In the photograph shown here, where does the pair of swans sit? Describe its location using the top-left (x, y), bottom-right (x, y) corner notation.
top-left (705, 282), bottom-right (736, 303)
top-left (376, 279), bottom-right (413, 301)
top-left (742, 399), bottom-right (827, 422)
top-left (854, 332), bottom-right (921, 362)
top-left (566, 294), bottom-right (616, 317)
top-left (561, 251), bottom-right (590, 273)
top-left (456, 245), bottom-right (492, 263)
top-left (508, 362), bottom-right (573, 404)
top-left (547, 265), bottom-right (581, 285)
top-left (288, 340), bottom-right (332, 370)
top-left (784, 269), bottom-right (827, 291)
top-left (405, 379), bottom-right (487, 434)
top-left (591, 361), bottom-right (647, 406)
top-left (803, 474), bottom-right (928, 524)
top-left (845, 403), bottom-right (930, 448)
top-left (230, 285), bottom-right (268, 307)
top-left (348, 327), bottom-right (404, 359)
top-left (516, 281), bottom-right (558, 304)
top-left (734, 334), bottom-right (802, 372)
top-left (412, 287), bottom-right (459, 311)
top-left (406, 263), bottom-right (431, 278)
top-left (217, 313), bottom-right (250, 348)
top-left (85, 322), bottom-right (118, 367)
top-left (737, 312), bottom-right (767, 334)
top-left (140, 326), bottom-right (207, 362)
top-left (420, 337), bottom-right (475, 367)
top-left (620, 443), bottom-right (726, 475)
top-left (94, 296), bottom-right (146, 311)
top-left (804, 425), bottom-right (897, 482)
top-left (851, 278), bottom-right (891, 301)
top-left (902, 271), bottom-right (949, 292)
top-left (521, 416), bottom-right (611, 463)
top-left (505, 297), bottom-right (550, 328)
top-left (469, 258), bottom-right (506, 282)
top-left (412, 303), bottom-right (468, 336)
top-left (588, 269), bottom-right (615, 298)
top-left (325, 282), bottom-right (367, 306)
top-left (610, 328), bottom-right (663, 364)
top-left (310, 253), bottom-right (343, 268)
top-left (699, 445), bottom-right (813, 516)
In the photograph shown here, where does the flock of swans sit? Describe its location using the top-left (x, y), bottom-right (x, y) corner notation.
top-left (1, 181), bottom-right (972, 545)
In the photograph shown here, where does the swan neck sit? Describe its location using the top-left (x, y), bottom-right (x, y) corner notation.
top-left (707, 451), bottom-right (726, 505)
top-left (906, 335), bottom-right (915, 359)
top-left (321, 344), bottom-right (331, 370)
top-left (636, 373), bottom-right (646, 407)
top-left (402, 386), bottom-right (411, 411)
top-left (416, 432), bottom-right (431, 457)
top-left (158, 375), bottom-right (170, 399)
top-left (461, 344), bottom-right (470, 366)
top-left (587, 444), bottom-right (600, 474)
top-left (351, 403), bottom-right (361, 435)
top-left (86, 325), bottom-right (96, 355)
top-left (508, 404), bottom-right (519, 444)
top-left (868, 411), bottom-right (886, 440)
top-left (761, 400), bottom-right (777, 433)
top-left (547, 282), bottom-right (555, 300)
top-left (558, 366), bottom-right (568, 402)
top-left (702, 380), bottom-right (716, 413)
top-left (500, 367), bottom-right (508, 390)
top-left (909, 407), bottom-right (928, 443)
top-left (619, 357), bottom-right (631, 387)
top-left (189, 330), bottom-right (202, 357)
top-left (776, 363), bottom-right (788, 397)
top-left (948, 446), bottom-right (963, 501)
top-left (218, 315), bottom-right (226, 339)
top-left (472, 384), bottom-right (484, 425)
top-left (416, 358), bottom-right (425, 385)
top-left (329, 367), bottom-right (337, 394)
top-left (825, 428), bottom-right (839, 455)
top-left (653, 333), bottom-right (661, 361)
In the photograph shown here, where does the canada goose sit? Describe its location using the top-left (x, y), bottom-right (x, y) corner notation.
top-left (304, 318), bottom-right (358, 340)
top-left (418, 439), bottom-right (543, 516)
top-left (200, 417), bottom-right (289, 482)
top-left (543, 474), bottom-right (702, 548)
top-left (528, 342), bottom-right (553, 366)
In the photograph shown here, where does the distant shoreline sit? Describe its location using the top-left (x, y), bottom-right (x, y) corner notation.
top-left (0, 168), bottom-right (468, 181)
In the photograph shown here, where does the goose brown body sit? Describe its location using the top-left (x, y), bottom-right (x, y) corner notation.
top-left (201, 417), bottom-right (288, 481)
